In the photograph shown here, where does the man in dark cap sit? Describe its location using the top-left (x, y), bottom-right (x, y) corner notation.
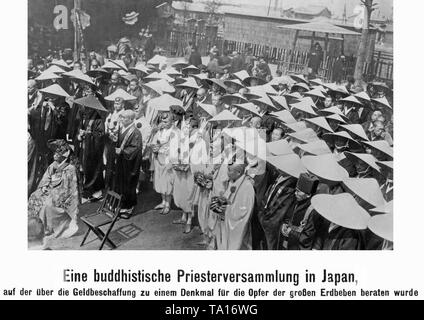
top-left (279, 173), bottom-right (321, 250)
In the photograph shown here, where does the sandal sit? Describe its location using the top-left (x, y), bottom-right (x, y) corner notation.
top-left (154, 203), bottom-right (165, 210)
top-left (161, 205), bottom-right (170, 215)
top-left (183, 223), bottom-right (193, 234)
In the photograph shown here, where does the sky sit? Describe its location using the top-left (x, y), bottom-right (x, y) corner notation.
top-left (216, 0), bottom-right (393, 20)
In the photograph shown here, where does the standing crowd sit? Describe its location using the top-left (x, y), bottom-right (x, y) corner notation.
top-left (27, 40), bottom-right (393, 250)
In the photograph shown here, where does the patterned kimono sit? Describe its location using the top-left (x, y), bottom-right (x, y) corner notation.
top-left (152, 126), bottom-right (174, 195)
top-left (172, 121), bottom-right (194, 213)
top-left (222, 175), bottom-right (255, 250)
top-left (189, 122), bottom-right (212, 235)
top-left (28, 160), bottom-right (79, 238)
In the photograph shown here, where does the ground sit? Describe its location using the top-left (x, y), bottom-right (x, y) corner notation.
top-left (44, 184), bottom-right (206, 250)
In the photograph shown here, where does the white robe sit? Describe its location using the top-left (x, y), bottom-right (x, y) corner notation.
top-left (222, 175), bottom-right (255, 250)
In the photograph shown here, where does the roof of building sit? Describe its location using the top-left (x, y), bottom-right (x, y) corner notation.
top-left (278, 21), bottom-right (360, 35)
top-left (292, 5), bottom-right (331, 16)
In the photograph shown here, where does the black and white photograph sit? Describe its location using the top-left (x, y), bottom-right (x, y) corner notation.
top-left (27, 0), bottom-right (393, 251)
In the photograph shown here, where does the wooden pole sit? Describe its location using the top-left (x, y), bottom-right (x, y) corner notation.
top-left (354, 0), bottom-right (374, 84)
top-left (73, 0), bottom-right (81, 62)
top-left (310, 31), bottom-right (315, 50)
top-left (289, 30), bottom-right (299, 71)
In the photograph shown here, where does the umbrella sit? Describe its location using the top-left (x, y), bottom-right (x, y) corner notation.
top-left (295, 139), bottom-right (332, 156)
top-left (341, 95), bottom-right (363, 106)
top-left (129, 64), bottom-right (152, 75)
top-left (372, 97), bottom-right (392, 109)
top-left (62, 69), bottom-right (96, 86)
top-left (144, 71), bottom-right (174, 83)
top-left (344, 152), bottom-right (381, 172)
top-left (198, 103), bottom-right (217, 117)
top-left (39, 84), bottom-right (70, 98)
top-left (45, 65), bottom-right (66, 74)
top-left (149, 94), bottom-right (183, 112)
top-left (182, 64), bottom-right (200, 75)
top-left (35, 71), bottom-right (62, 81)
top-left (305, 116), bottom-right (334, 133)
top-left (370, 201), bottom-right (393, 215)
top-left (289, 74), bottom-right (309, 84)
top-left (233, 102), bottom-right (262, 118)
top-left (209, 110), bottom-right (242, 122)
top-left (354, 91), bottom-right (371, 102)
top-left (325, 113), bottom-right (347, 124)
top-left (171, 60), bottom-right (190, 70)
top-left (147, 54), bottom-right (167, 66)
top-left (266, 139), bottom-right (294, 156)
top-left (288, 128), bottom-right (319, 143)
top-left (86, 68), bottom-right (111, 79)
top-left (302, 154), bottom-right (349, 184)
top-left (221, 93), bottom-right (248, 105)
top-left (105, 88), bottom-right (137, 101)
top-left (322, 131), bottom-right (361, 150)
top-left (110, 60), bottom-right (128, 71)
top-left (50, 59), bottom-right (71, 70)
top-left (267, 154), bottom-right (306, 178)
top-left (367, 213), bottom-right (393, 242)
top-left (232, 70), bottom-right (250, 82)
top-left (311, 193), bottom-right (371, 230)
top-left (270, 110), bottom-right (297, 124)
top-left (309, 78), bottom-right (324, 86)
top-left (102, 60), bottom-right (124, 70)
top-left (363, 140), bottom-right (393, 160)
top-left (342, 178), bottom-right (386, 209)
top-left (175, 77), bottom-right (200, 90)
top-left (73, 95), bottom-right (108, 112)
top-left (340, 124), bottom-right (370, 141)
top-left (304, 88), bottom-right (326, 99)
top-left (282, 121), bottom-right (308, 133)
top-left (224, 78), bottom-right (245, 89)
top-left (270, 95), bottom-right (290, 110)
top-left (145, 79), bottom-right (175, 94)
top-left (290, 99), bottom-right (317, 116)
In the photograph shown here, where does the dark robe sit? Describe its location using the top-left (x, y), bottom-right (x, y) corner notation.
top-left (279, 198), bottom-right (323, 250)
top-left (188, 51), bottom-right (202, 67)
top-left (308, 48), bottom-right (323, 74)
top-left (28, 100), bottom-right (66, 195)
top-left (112, 124), bottom-right (143, 209)
top-left (76, 110), bottom-right (105, 198)
top-left (345, 108), bottom-right (360, 124)
top-left (230, 55), bottom-right (244, 73)
top-left (257, 175), bottom-right (297, 250)
top-left (321, 226), bottom-right (365, 250)
top-left (66, 85), bottom-right (84, 143)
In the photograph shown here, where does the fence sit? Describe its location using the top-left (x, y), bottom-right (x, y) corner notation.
top-left (224, 39), bottom-right (356, 82)
top-left (161, 33), bottom-right (392, 84)
top-left (161, 29), bottom-right (224, 58)
top-left (363, 51), bottom-right (393, 86)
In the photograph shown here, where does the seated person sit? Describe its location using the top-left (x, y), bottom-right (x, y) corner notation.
top-left (28, 139), bottom-right (79, 239)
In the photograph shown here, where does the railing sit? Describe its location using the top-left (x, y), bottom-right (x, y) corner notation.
top-left (363, 50), bottom-right (393, 85)
top-left (161, 34), bottom-right (392, 84)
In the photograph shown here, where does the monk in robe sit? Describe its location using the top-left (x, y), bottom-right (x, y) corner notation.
top-left (112, 110), bottom-right (143, 213)
top-left (220, 162), bottom-right (255, 250)
top-left (104, 97), bottom-right (125, 190)
top-left (28, 93), bottom-right (68, 195)
top-left (28, 140), bottom-right (79, 239)
top-left (76, 106), bottom-right (105, 201)
top-left (258, 172), bottom-right (297, 250)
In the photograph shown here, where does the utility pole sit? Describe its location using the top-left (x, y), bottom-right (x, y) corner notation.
top-left (73, 0), bottom-right (81, 62)
top-left (354, 0), bottom-right (376, 85)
